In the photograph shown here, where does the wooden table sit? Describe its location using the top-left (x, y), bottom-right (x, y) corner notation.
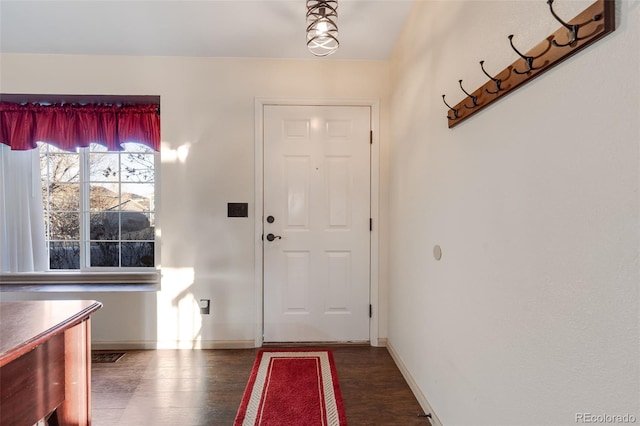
top-left (0, 300), bottom-right (102, 426)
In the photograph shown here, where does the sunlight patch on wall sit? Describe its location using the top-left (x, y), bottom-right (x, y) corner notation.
top-left (157, 267), bottom-right (202, 349)
top-left (161, 142), bottom-right (191, 164)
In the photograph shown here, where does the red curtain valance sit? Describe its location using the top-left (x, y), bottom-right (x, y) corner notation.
top-left (0, 102), bottom-right (160, 152)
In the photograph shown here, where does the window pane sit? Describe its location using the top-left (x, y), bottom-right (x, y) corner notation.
top-left (89, 143), bottom-right (108, 153)
top-left (121, 212), bottom-right (154, 240)
top-left (42, 144), bottom-right (78, 154)
top-left (90, 242), bottom-right (120, 267)
top-left (43, 154), bottom-right (80, 182)
top-left (90, 183), bottom-right (119, 211)
top-left (121, 153), bottom-right (154, 183)
top-left (121, 242), bottom-right (154, 267)
top-left (49, 241), bottom-right (80, 269)
top-left (121, 183), bottom-right (154, 211)
top-left (90, 212), bottom-right (120, 240)
top-left (90, 152), bottom-right (119, 182)
top-left (48, 183), bottom-right (80, 211)
top-left (121, 143), bottom-right (153, 154)
top-left (47, 154), bottom-right (80, 182)
top-left (49, 212), bottom-right (80, 240)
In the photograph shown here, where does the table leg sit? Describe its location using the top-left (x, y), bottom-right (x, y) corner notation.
top-left (57, 319), bottom-right (92, 426)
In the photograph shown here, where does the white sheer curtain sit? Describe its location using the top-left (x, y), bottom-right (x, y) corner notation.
top-left (0, 144), bottom-right (47, 272)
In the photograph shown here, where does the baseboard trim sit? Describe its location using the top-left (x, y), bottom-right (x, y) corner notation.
top-left (92, 341), bottom-right (156, 350)
top-left (91, 340), bottom-right (257, 350)
top-left (386, 341), bottom-right (443, 426)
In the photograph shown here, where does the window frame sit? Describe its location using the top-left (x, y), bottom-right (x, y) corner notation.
top-left (47, 142), bottom-right (160, 271)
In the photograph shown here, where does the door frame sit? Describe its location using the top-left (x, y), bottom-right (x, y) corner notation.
top-left (254, 98), bottom-right (380, 347)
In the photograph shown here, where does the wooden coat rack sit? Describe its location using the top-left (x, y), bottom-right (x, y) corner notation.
top-left (443, 0), bottom-right (616, 128)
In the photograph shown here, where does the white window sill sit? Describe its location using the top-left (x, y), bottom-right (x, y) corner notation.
top-left (0, 271), bottom-right (160, 292)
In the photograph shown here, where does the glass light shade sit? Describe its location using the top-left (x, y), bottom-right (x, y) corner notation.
top-left (306, 0), bottom-right (339, 57)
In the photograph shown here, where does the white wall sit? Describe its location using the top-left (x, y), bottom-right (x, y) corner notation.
top-left (388, 1), bottom-right (639, 425)
top-left (0, 54), bottom-right (391, 348)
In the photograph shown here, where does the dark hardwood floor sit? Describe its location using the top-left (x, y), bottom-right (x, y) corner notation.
top-left (91, 346), bottom-right (432, 426)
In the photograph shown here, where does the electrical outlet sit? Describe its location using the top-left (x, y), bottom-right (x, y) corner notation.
top-left (199, 299), bottom-right (210, 315)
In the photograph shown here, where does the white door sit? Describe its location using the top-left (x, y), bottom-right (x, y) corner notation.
top-left (263, 105), bottom-right (371, 342)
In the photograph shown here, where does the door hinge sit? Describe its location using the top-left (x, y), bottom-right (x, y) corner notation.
top-left (369, 218), bottom-right (373, 231)
top-left (369, 304), bottom-right (372, 318)
top-left (370, 130), bottom-right (373, 145)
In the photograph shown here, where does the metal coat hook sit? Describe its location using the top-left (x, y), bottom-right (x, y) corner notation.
top-left (458, 80), bottom-right (478, 109)
top-left (443, 0), bottom-right (614, 129)
top-left (479, 60), bottom-right (504, 94)
top-left (547, 0), bottom-right (603, 47)
top-left (508, 34), bottom-right (546, 74)
top-left (442, 95), bottom-right (459, 120)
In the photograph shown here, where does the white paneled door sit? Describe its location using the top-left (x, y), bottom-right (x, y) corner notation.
top-left (263, 105), bottom-right (371, 342)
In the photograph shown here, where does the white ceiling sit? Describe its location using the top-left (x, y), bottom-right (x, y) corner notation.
top-left (0, 1), bottom-right (414, 60)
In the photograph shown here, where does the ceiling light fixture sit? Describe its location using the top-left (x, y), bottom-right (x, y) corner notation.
top-left (306, 0), bottom-right (339, 57)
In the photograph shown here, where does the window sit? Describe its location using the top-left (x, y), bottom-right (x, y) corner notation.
top-left (0, 99), bottom-right (160, 281)
top-left (40, 142), bottom-right (156, 270)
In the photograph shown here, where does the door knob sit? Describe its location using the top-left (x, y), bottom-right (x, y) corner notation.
top-left (266, 215), bottom-right (275, 223)
top-left (266, 233), bottom-right (282, 242)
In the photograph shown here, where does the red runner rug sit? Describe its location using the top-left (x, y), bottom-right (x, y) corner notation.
top-left (234, 349), bottom-right (348, 426)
